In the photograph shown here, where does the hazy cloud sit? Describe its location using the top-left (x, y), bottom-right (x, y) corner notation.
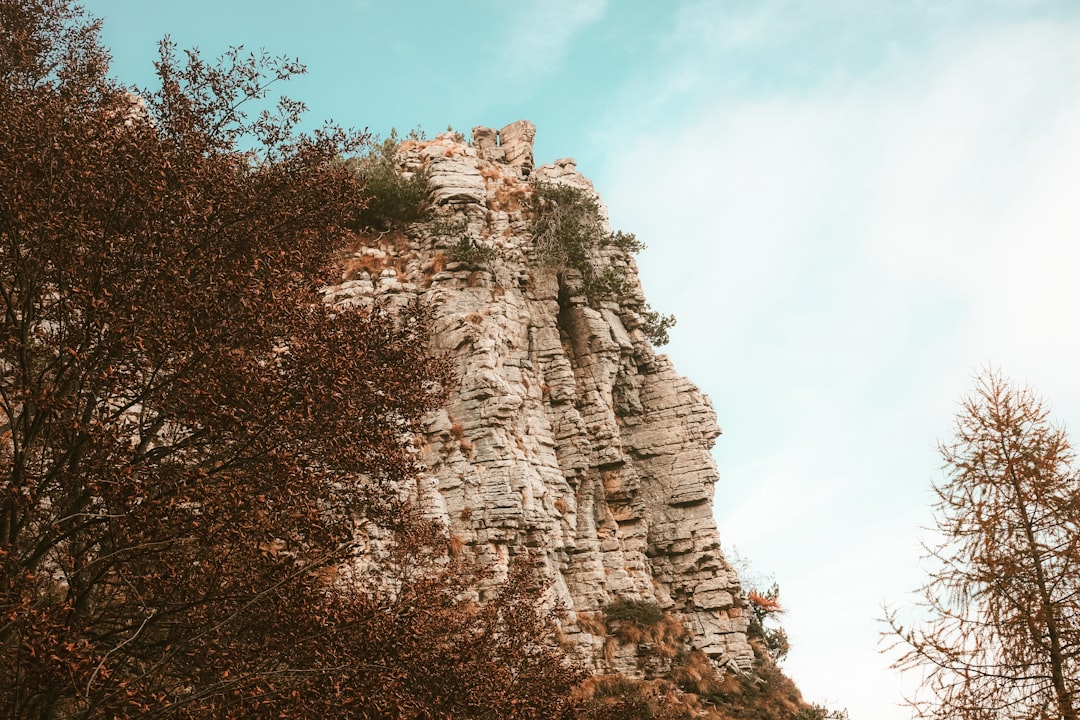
top-left (599, 11), bottom-right (1080, 720)
top-left (496, 0), bottom-right (607, 85)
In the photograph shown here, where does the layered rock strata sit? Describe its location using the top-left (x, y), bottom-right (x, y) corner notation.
top-left (324, 121), bottom-right (753, 675)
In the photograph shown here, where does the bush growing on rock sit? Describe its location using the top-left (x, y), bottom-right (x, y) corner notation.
top-left (346, 129), bottom-right (431, 232)
top-left (639, 307), bottom-right (678, 348)
top-left (526, 181), bottom-right (633, 293)
top-left (745, 584), bottom-right (791, 663)
top-left (525, 182), bottom-right (675, 345)
top-left (603, 599), bottom-right (667, 625)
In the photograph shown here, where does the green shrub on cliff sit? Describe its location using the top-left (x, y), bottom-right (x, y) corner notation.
top-left (525, 182), bottom-right (676, 345)
top-left (526, 181), bottom-right (627, 285)
top-left (346, 130), bottom-right (430, 232)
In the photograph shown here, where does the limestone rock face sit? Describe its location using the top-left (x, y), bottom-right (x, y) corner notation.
top-left (326, 121), bottom-right (753, 675)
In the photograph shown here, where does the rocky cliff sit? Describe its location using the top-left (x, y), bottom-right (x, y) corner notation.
top-left (324, 120), bottom-right (754, 676)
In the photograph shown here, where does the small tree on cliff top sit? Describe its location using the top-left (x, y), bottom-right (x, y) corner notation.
top-left (524, 182), bottom-right (676, 346)
top-left (885, 370), bottom-right (1080, 720)
top-left (0, 2), bottom-right (586, 718)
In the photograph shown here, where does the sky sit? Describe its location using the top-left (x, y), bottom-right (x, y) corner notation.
top-left (83, 2), bottom-right (1080, 718)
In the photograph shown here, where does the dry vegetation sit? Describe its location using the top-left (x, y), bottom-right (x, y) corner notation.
top-left (570, 600), bottom-right (841, 720)
top-left (577, 649), bottom-right (838, 720)
top-left (601, 600), bottom-right (690, 666)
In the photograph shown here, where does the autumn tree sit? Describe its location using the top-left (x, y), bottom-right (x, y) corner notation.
top-left (745, 584), bottom-right (789, 663)
top-left (0, 1), bottom-right (586, 718)
top-left (729, 550), bottom-right (790, 663)
top-left (885, 370), bottom-right (1080, 720)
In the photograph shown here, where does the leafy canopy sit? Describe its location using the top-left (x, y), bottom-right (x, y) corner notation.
top-left (0, 2), bottom-right (588, 718)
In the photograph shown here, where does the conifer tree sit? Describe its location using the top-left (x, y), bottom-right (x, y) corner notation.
top-left (886, 370), bottom-right (1080, 720)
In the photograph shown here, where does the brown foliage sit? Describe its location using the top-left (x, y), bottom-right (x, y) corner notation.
top-left (0, 2), bottom-right (587, 718)
top-left (745, 590), bottom-right (781, 615)
top-left (575, 651), bottom-right (815, 720)
top-left (601, 601), bottom-right (689, 663)
top-left (342, 254), bottom-right (390, 280)
top-left (884, 370), bottom-right (1080, 720)
top-left (743, 583), bottom-right (789, 662)
top-left (575, 611), bottom-right (607, 637)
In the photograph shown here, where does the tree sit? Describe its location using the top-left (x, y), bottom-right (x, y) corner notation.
top-left (885, 370), bottom-right (1080, 720)
top-left (344, 130), bottom-right (431, 233)
top-left (0, 2), bottom-right (586, 717)
top-left (729, 550), bottom-right (790, 663)
top-left (523, 182), bottom-right (675, 346)
top-left (745, 584), bottom-right (790, 663)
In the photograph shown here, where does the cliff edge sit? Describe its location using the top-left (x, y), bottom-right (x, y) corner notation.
top-left (324, 120), bottom-right (754, 676)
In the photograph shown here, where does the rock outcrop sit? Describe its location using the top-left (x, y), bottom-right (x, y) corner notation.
top-left (324, 121), bottom-right (753, 676)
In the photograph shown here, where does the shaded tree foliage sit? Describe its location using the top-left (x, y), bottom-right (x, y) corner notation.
top-left (885, 370), bottom-right (1080, 720)
top-left (0, 2), bottom-right (586, 718)
top-left (343, 130), bottom-right (431, 233)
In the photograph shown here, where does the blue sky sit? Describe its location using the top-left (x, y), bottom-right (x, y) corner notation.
top-left (85, 2), bottom-right (1080, 717)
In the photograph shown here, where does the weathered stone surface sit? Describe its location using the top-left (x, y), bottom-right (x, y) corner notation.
top-left (471, 125), bottom-right (500, 160)
top-left (327, 122), bottom-right (753, 675)
top-left (423, 137), bottom-right (486, 205)
top-left (497, 119), bottom-right (536, 176)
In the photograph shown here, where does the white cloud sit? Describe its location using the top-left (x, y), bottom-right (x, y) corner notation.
top-left (495, 0), bottom-right (607, 84)
top-left (600, 13), bottom-right (1080, 720)
top-left (866, 20), bottom-right (1080, 402)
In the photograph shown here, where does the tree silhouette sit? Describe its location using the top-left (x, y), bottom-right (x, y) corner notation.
top-left (0, 2), bottom-right (586, 717)
top-left (885, 370), bottom-right (1080, 720)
